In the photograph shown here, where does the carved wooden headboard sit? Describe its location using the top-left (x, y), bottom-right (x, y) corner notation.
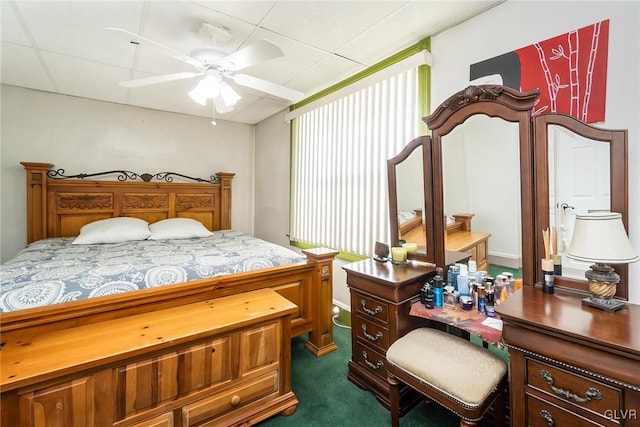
top-left (21, 162), bottom-right (234, 243)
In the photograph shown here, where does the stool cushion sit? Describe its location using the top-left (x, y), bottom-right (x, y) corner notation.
top-left (386, 328), bottom-right (507, 407)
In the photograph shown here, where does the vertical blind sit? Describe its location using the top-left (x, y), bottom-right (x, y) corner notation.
top-left (290, 68), bottom-right (420, 257)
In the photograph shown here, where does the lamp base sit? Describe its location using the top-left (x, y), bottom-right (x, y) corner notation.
top-left (581, 296), bottom-right (626, 313)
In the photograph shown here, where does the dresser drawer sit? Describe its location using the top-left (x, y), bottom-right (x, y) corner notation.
top-left (353, 315), bottom-right (390, 352)
top-left (526, 393), bottom-right (616, 427)
top-left (353, 341), bottom-right (388, 382)
top-left (354, 292), bottom-right (390, 325)
top-left (132, 412), bottom-right (174, 427)
top-left (526, 358), bottom-right (622, 419)
top-left (181, 371), bottom-right (279, 426)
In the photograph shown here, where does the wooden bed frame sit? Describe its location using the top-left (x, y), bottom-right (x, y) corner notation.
top-left (3, 162), bottom-right (338, 358)
top-left (398, 208), bottom-right (423, 236)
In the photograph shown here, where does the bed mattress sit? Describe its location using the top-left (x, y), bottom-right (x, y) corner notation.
top-left (0, 230), bottom-right (306, 312)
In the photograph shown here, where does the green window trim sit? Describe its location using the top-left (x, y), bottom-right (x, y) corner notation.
top-left (290, 240), bottom-right (367, 263)
top-left (288, 37), bottom-right (432, 260)
top-left (290, 37), bottom-right (431, 111)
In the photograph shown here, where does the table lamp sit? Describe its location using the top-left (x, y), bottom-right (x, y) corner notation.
top-left (567, 212), bottom-right (639, 312)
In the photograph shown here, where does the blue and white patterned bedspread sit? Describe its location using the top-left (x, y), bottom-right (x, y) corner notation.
top-left (0, 230), bottom-right (306, 313)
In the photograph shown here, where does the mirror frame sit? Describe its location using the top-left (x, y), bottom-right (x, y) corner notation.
top-left (424, 85), bottom-right (539, 285)
top-left (533, 113), bottom-right (629, 299)
top-left (388, 135), bottom-right (434, 262)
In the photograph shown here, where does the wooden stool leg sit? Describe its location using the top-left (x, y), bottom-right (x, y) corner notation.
top-left (388, 375), bottom-right (401, 427)
top-left (493, 385), bottom-right (506, 427)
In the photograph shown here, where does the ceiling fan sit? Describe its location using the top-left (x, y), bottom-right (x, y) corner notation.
top-left (106, 25), bottom-right (305, 123)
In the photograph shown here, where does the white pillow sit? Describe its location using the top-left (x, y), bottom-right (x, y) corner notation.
top-left (72, 217), bottom-right (151, 245)
top-left (149, 218), bottom-right (213, 240)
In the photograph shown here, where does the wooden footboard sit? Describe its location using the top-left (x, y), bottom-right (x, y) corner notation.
top-left (0, 247), bottom-right (338, 357)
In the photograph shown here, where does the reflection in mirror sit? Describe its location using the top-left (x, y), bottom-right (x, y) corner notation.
top-left (547, 124), bottom-right (610, 280)
top-left (441, 115), bottom-right (521, 274)
top-left (534, 112), bottom-right (628, 299)
top-left (396, 145), bottom-right (425, 248)
top-left (387, 135), bottom-right (433, 262)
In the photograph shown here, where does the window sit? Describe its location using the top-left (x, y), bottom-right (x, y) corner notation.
top-left (290, 68), bottom-right (420, 257)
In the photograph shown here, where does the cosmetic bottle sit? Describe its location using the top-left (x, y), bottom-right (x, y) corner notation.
top-left (477, 270), bottom-right (487, 287)
top-left (457, 271), bottom-right (470, 297)
top-left (477, 285), bottom-right (486, 313)
top-left (469, 277), bottom-right (477, 308)
top-left (501, 271), bottom-right (515, 295)
top-left (433, 275), bottom-right (444, 308)
top-left (421, 282), bottom-right (434, 309)
top-left (542, 259), bottom-right (554, 294)
top-left (468, 260), bottom-right (477, 281)
top-left (447, 265), bottom-right (460, 291)
top-left (552, 254), bottom-right (563, 276)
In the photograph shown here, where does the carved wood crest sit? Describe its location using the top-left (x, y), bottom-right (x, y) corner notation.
top-left (57, 194), bottom-right (113, 210)
top-left (176, 195), bottom-right (215, 210)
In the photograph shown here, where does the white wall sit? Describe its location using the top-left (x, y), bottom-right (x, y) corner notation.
top-left (1, 85), bottom-right (255, 262)
top-left (430, 0), bottom-right (640, 303)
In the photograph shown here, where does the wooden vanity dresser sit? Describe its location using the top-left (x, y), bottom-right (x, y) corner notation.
top-left (343, 258), bottom-right (435, 414)
top-left (497, 286), bottom-right (640, 426)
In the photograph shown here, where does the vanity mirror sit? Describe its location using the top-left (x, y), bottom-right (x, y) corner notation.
top-left (533, 113), bottom-right (629, 299)
top-left (387, 135), bottom-right (434, 262)
top-left (424, 85), bottom-right (539, 285)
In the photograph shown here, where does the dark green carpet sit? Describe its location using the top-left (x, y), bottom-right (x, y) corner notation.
top-left (259, 324), bottom-right (494, 426)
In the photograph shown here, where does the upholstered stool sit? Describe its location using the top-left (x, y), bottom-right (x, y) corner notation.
top-left (386, 328), bottom-right (507, 427)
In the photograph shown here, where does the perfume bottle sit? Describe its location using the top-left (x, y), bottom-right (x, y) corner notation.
top-left (433, 275), bottom-right (444, 308)
top-left (421, 282), bottom-right (434, 309)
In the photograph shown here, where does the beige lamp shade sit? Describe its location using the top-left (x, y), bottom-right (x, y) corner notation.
top-left (567, 212), bottom-right (640, 264)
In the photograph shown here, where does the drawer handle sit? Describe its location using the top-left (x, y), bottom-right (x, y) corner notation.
top-left (540, 409), bottom-right (555, 427)
top-left (362, 351), bottom-right (384, 370)
top-left (361, 324), bottom-right (383, 342)
top-left (360, 299), bottom-right (383, 316)
top-left (540, 370), bottom-right (603, 403)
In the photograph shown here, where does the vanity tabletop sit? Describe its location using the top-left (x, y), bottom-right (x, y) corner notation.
top-left (496, 285), bottom-right (640, 357)
top-left (342, 258), bottom-right (435, 286)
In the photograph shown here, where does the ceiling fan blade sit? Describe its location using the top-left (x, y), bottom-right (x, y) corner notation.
top-left (119, 72), bottom-right (203, 88)
top-left (219, 40), bottom-right (284, 72)
top-left (232, 74), bottom-right (304, 102)
top-left (106, 27), bottom-right (203, 69)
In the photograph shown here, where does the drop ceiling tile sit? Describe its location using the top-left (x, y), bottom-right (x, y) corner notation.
top-left (337, 1), bottom-right (501, 65)
top-left (14, 1), bottom-right (143, 68)
top-left (260, 1), bottom-right (408, 53)
top-left (1, 42), bottom-right (56, 92)
top-left (41, 51), bottom-right (131, 104)
top-left (234, 27), bottom-right (333, 89)
top-left (1, 1), bottom-right (31, 45)
top-left (287, 54), bottom-right (364, 96)
top-left (192, 1), bottom-right (278, 26)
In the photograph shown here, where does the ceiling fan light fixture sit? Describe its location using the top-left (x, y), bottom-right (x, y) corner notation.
top-left (213, 96), bottom-right (234, 114)
top-left (188, 72), bottom-right (222, 105)
top-left (219, 81), bottom-right (241, 107)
